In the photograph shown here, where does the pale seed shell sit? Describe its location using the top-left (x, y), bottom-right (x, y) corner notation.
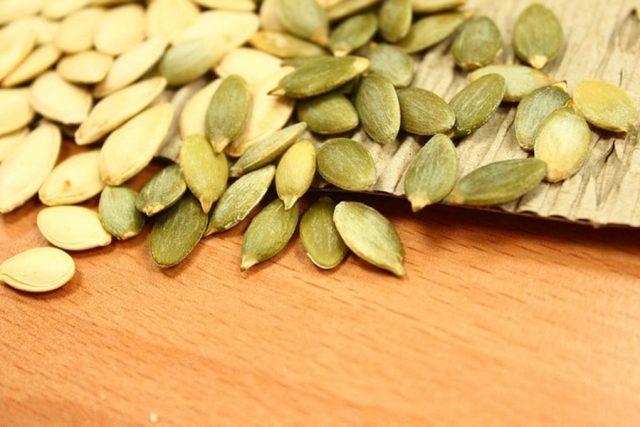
top-left (333, 201), bottom-right (405, 277)
top-left (0, 247), bottom-right (75, 293)
top-left (259, 0), bottom-right (286, 32)
top-left (159, 37), bottom-right (226, 86)
top-left (379, 0), bottom-right (412, 43)
top-left (515, 84), bottom-right (570, 151)
top-left (396, 11), bottom-right (468, 54)
top-left (94, 4), bottom-right (145, 55)
top-left (0, 128), bottom-right (27, 162)
top-left (452, 16), bottom-right (502, 70)
top-left (329, 12), bottom-right (378, 56)
top-left (54, 7), bottom-right (105, 53)
top-left (355, 73), bottom-right (400, 144)
top-left (573, 80), bottom-right (639, 134)
top-left (56, 50), bottom-right (113, 84)
top-left (449, 73), bottom-right (506, 137)
top-left (173, 10), bottom-right (260, 47)
top-left (513, 3), bottom-right (564, 69)
top-left (327, 0), bottom-right (380, 21)
top-left (0, 89), bottom-right (35, 136)
top-left (397, 87), bottom-right (455, 135)
top-left (364, 43), bottom-right (414, 88)
top-left (37, 206), bottom-right (112, 251)
top-left (179, 79), bottom-right (222, 139)
top-left (30, 71), bottom-right (93, 125)
top-left (411, 0), bottom-right (466, 13)
top-left (136, 164), bottom-right (187, 216)
top-left (297, 92), bottom-right (359, 135)
top-left (317, 138), bottom-right (377, 191)
top-left (206, 75), bottom-right (252, 153)
top-left (194, 0), bottom-right (256, 11)
top-left (249, 31), bottom-right (327, 59)
top-left (99, 185), bottom-right (145, 240)
top-left (276, 0), bottom-right (329, 46)
top-left (144, 0), bottom-right (199, 39)
top-left (2, 44), bottom-right (59, 87)
top-left (275, 140), bottom-right (316, 209)
top-left (42, 0), bottom-right (88, 19)
top-left (39, 150), bottom-right (104, 206)
top-left (0, 32), bottom-right (35, 81)
top-left (299, 196), bottom-right (348, 269)
top-left (215, 48), bottom-right (282, 86)
top-left (1, 15), bottom-right (59, 45)
top-left (468, 64), bottom-right (556, 102)
top-left (0, 0), bottom-right (45, 25)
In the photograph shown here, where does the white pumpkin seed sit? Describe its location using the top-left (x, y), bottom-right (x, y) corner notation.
top-left (0, 128), bottom-right (27, 162)
top-left (173, 10), bottom-right (260, 48)
top-left (94, 4), bottom-right (145, 55)
top-left (0, 247), bottom-right (75, 293)
top-left (30, 72), bottom-right (93, 125)
top-left (515, 83), bottom-right (570, 151)
top-left (0, 0), bottom-right (45, 25)
top-left (0, 32), bottom-right (35, 81)
top-left (144, 0), bottom-right (199, 39)
top-left (179, 79), bottom-right (222, 138)
top-left (249, 30), bottom-right (327, 59)
top-left (0, 89), bottom-right (35, 136)
top-left (37, 206), bottom-right (112, 251)
top-left (42, 0), bottom-right (88, 20)
top-left (39, 150), bottom-right (104, 206)
top-left (215, 48), bottom-right (282, 86)
top-left (1, 15), bottom-right (59, 45)
top-left (159, 37), bottom-right (226, 86)
top-left (468, 64), bottom-right (556, 102)
top-left (194, 0), bottom-right (256, 11)
top-left (54, 7), bottom-right (105, 53)
top-left (2, 44), bottom-right (61, 87)
top-left (56, 50), bottom-right (113, 84)
top-left (573, 80), bottom-right (639, 134)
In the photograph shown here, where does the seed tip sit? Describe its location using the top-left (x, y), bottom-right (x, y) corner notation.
top-left (240, 256), bottom-right (257, 272)
top-left (530, 55), bottom-right (548, 69)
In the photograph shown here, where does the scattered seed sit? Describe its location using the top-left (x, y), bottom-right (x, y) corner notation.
top-left (297, 92), bottom-right (359, 135)
top-left (317, 138), bottom-right (377, 191)
top-left (159, 37), bottom-right (226, 86)
top-left (249, 30), bottom-right (327, 59)
top-left (515, 83), bottom-right (570, 151)
top-left (449, 73), bottom-right (506, 137)
top-left (513, 3), bottom-right (564, 69)
top-left (56, 50), bottom-right (113, 85)
top-left (397, 87), bottom-right (455, 135)
top-left (0, 247), bottom-right (75, 293)
top-left (179, 79), bottom-right (222, 139)
top-left (206, 75), bottom-right (252, 153)
top-left (2, 44), bottom-right (61, 87)
top-left (299, 197), bottom-right (348, 269)
top-left (39, 150), bottom-right (104, 206)
top-left (144, 0), bottom-right (199, 39)
top-left (452, 16), bottom-right (502, 70)
top-left (363, 43), bottom-right (414, 88)
top-left (0, 88), bottom-right (34, 136)
top-left (99, 185), bottom-right (146, 240)
top-left (355, 73), bottom-right (401, 144)
top-left (329, 12), bottom-right (378, 56)
top-left (54, 7), bottom-right (105, 53)
top-left (214, 47), bottom-right (282, 86)
top-left (30, 71), bottom-right (93, 125)
top-left (573, 80), bottom-right (639, 134)
top-left (94, 4), bottom-right (145, 55)
top-left (276, 140), bottom-right (317, 209)
top-left (173, 10), bottom-right (259, 48)
top-left (0, 31), bottom-right (34, 80)
top-left (0, 128), bottom-right (27, 162)
top-left (396, 11), bottom-right (468, 54)
top-left (37, 206), bottom-right (112, 251)
top-left (468, 64), bottom-right (556, 102)
top-left (136, 164), bottom-right (187, 216)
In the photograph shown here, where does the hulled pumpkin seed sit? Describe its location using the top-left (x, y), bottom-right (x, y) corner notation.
top-left (573, 80), bottom-right (639, 133)
top-left (329, 12), bottom-right (378, 56)
top-left (249, 31), bottom-right (327, 59)
top-left (99, 185), bottom-right (145, 240)
top-left (411, 0), bottom-right (466, 13)
top-left (299, 197), bottom-right (348, 269)
top-left (468, 64), bottom-right (556, 102)
top-left (445, 158), bottom-right (547, 206)
top-left (0, 123), bottom-right (60, 214)
top-left (364, 43), bottom-right (414, 88)
top-left (534, 107), bottom-right (591, 183)
top-left (317, 138), bottom-right (377, 191)
top-left (0, 32), bottom-right (35, 81)
top-left (30, 71), bottom-right (92, 125)
top-left (151, 193), bottom-right (208, 268)
top-left (0, 128), bottom-right (27, 162)
top-left (206, 75), bottom-right (252, 153)
top-left (404, 134), bottom-right (458, 211)
top-left (179, 79), bottom-right (222, 138)
top-left (0, 89), bottom-right (34, 136)
top-left (159, 37), bottom-right (226, 86)
top-left (515, 84), bottom-right (570, 151)
top-left (296, 92), bottom-right (359, 135)
top-left (452, 16), bottom-right (501, 70)
top-left (275, 140), bottom-right (317, 209)
top-left (240, 198), bottom-right (300, 271)
top-left (136, 164), bottom-right (187, 216)
top-left (397, 87), bottom-right (455, 135)
top-left (56, 50), bottom-right (113, 84)
top-left (37, 206), bottom-right (112, 251)
top-left (276, 0), bottom-right (329, 46)
top-left (333, 201), bottom-right (405, 276)
top-left (513, 3), bottom-right (564, 69)
top-left (396, 11), bottom-right (468, 54)
top-left (144, 0), bottom-right (199, 40)
top-left (2, 44), bottom-right (61, 87)
top-left (327, 0), bottom-right (380, 21)
top-left (54, 7), bottom-right (105, 53)
top-left (94, 4), bottom-right (145, 55)
top-left (173, 10), bottom-right (259, 48)
top-left (207, 164), bottom-right (275, 235)
top-left (194, 0), bottom-right (256, 11)
top-left (449, 73), bottom-right (506, 137)
top-left (214, 48), bottom-right (282, 86)
top-left (355, 73), bottom-right (400, 144)
top-left (0, 247), bottom-right (75, 293)
top-left (39, 150), bottom-right (104, 206)
top-left (379, 0), bottom-right (412, 43)
top-left (99, 103), bottom-right (173, 185)
top-left (180, 134), bottom-right (229, 213)
top-left (271, 56), bottom-right (370, 98)
top-left (230, 122), bottom-right (307, 177)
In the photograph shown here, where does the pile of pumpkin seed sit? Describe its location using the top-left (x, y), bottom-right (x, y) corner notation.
top-left (1, 0), bottom-right (639, 292)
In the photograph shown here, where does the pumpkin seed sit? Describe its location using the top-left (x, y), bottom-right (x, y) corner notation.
top-left (2, 44), bottom-right (61, 87)
top-left (333, 201), bottom-right (405, 276)
top-left (355, 73), bottom-right (400, 144)
top-left (94, 4), bottom-right (145, 55)
top-left (329, 12), bottom-right (378, 56)
top-left (0, 123), bottom-right (60, 213)
top-left (0, 0), bottom-right (45, 26)
top-left (403, 134), bottom-right (458, 211)
top-left (206, 75), bottom-right (252, 153)
top-left (240, 198), bottom-right (300, 271)
top-left (271, 56), bottom-right (369, 98)
top-left (276, 0), bottom-right (329, 46)
top-left (317, 138), bottom-right (377, 191)
top-left (30, 71), bottom-right (93, 125)
top-left (151, 193), bottom-right (208, 268)
top-left (397, 87), bottom-right (455, 135)
top-left (452, 16), bottom-right (502, 70)
top-left (249, 30), bottom-right (327, 59)
top-left (180, 134), bottom-right (229, 213)
top-left (56, 50), bottom-right (113, 84)
top-left (99, 103), bottom-right (173, 185)
top-left (159, 37), bottom-right (226, 86)
top-left (513, 3), bottom-right (564, 69)
top-left (0, 128), bottom-right (27, 162)
top-left (76, 77), bottom-right (167, 145)
top-left (37, 206), bottom-right (112, 251)
top-left (54, 7), bottom-right (105, 53)
top-left (276, 140), bottom-right (316, 209)
top-left (206, 164), bottom-right (275, 235)
top-left (411, 0), bottom-right (466, 13)
top-left (214, 48), bottom-right (282, 86)
top-left (573, 80), bottom-right (639, 134)
top-left (0, 247), bottom-right (75, 293)
top-left (39, 150), bottom-right (104, 206)
top-left (0, 89), bottom-right (34, 136)
top-left (299, 197), bottom-right (348, 269)
top-left (515, 83), bottom-right (570, 151)
top-left (230, 122), bottom-right (307, 177)
top-left (2, 15), bottom-right (59, 45)
top-left (449, 73), bottom-right (506, 137)
top-left (173, 10), bottom-right (259, 48)
top-left (534, 107), bottom-right (591, 183)
top-left (136, 164), bottom-right (187, 216)
top-left (98, 185), bottom-right (145, 240)
top-left (364, 43), bottom-right (414, 88)
top-left (468, 64), bottom-right (556, 102)
top-left (144, 0), bottom-right (199, 39)
top-left (327, 0), bottom-right (380, 21)
top-left (396, 11), bottom-right (468, 54)
top-left (0, 31), bottom-right (35, 81)
top-left (179, 79), bottom-right (222, 139)
top-left (379, 0), bottom-right (412, 43)
top-left (445, 158), bottom-right (547, 206)
top-left (297, 92), bottom-right (359, 135)
top-left (259, 0), bottom-right (286, 32)
top-left (43, 0), bottom-right (89, 19)
top-left (194, 0), bottom-right (256, 11)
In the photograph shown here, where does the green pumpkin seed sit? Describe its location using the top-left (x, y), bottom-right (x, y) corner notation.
top-left (99, 185), bottom-right (146, 240)
top-left (300, 197), bottom-right (348, 269)
top-left (276, 140), bottom-right (317, 209)
top-left (379, 0), bottom-right (412, 43)
top-left (513, 3), bottom-right (564, 69)
top-left (271, 56), bottom-right (370, 98)
top-left (249, 31), bottom-right (327, 59)
top-left (0, 247), bottom-right (75, 293)
top-left (296, 92), bottom-right (359, 134)
top-left (150, 193), bottom-right (208, 268)
top-left (404, 134), bottom-right (458, 211)
top-left (180, 134), bottom-right (229, 213)
top-left (136, 164), bottom-right (187, 217)
top-left (396, 11), bottom-right (468, 54)
top-left (452, 16), bottom-right (502, 70)
top-left (206, 75), bottom-right (252, 153)
top-left (449, 73), bottom-right (506, 137)
top-left (159, 37), bottom-right (226, 86)
top-left (355, 73), bottom-right (400, 144)
top-left (207, 165), bottom-right (275, 235)
top-left (333, 201), bottom-right (405, 277)
top-left (317, 138), bottom-right (377, 191)
top-left (230, 122), bottom-right (307, 177)
top-left (445, 158), bottom-right (547, 206)
top-left (364, 43), bottom-right (414, 88)
top-left (327, 0), bottom-right (381, 21)
top-left (276, 0), bottom-right (329, 46)
top-left (397, 87), bottom-right (455, 135)
top-left (240, 198), bottom-right (300, 271)
top-left (573, 80), bottom-right (639, 133)
top-left (468, 64), bottom-right (556, 102)
top-left (515, 84), bottom-right (570, 151)
top-left (281, 56), bottom-right (330, 68)
top-left (534, 107), bottom-right (591, 183)
top-left (411, 0), bottom-right (466, 13)
top-left (329, 12), bottom-right (378, 56)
